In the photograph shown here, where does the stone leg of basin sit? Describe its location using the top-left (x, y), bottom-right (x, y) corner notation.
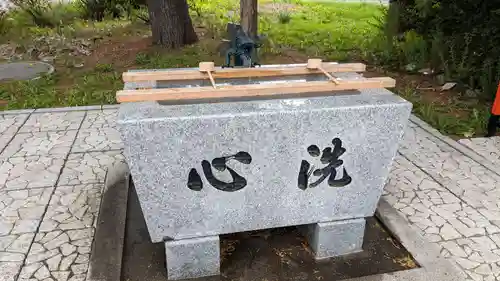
top-left (165, 235), bottom-right (220, 280)
top-left (304, 218), bottom-right (366, 260)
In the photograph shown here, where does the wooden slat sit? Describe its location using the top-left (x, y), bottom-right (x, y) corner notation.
top-left (122, 63), bottom-right (366, 82)
top-left (116, 77), bottom-right (395, 103)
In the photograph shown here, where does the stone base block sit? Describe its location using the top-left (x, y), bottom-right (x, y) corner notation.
top-left (305, 218), bottom-right (366, 260)
top-left (165, 236), bottom-right (220, 280)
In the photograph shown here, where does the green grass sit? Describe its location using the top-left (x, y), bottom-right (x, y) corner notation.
top-left (0, 0), bottom-right (384, 110)
top-left (0, 0), bottom-right (490, 138)
top-left (0, 71), bottom-right (121, 109)
top-left (261, 2), bottom-right (384, 60)
top-left (397, 85), bottom-right (490, 137)
top-left (193, 0), bottom-right (384, 60)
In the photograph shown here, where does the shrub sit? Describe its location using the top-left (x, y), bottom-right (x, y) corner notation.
top-left (78, 0), bottom-right (146, 21)
top-left (11, 0), bottom-right (55, 27)
top-left (9, 0), bottom-right (83, 28)
top-left (378, 0), bottom-right (500, 98)
top-left (277, 10), bottom-right (291, 24)
top-left (0, 10), bottom-right (10, 34)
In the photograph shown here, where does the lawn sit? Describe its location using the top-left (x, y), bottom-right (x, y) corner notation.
top-left (0, 0), bottom-right (493, 137)
top-left (0, 0), bottom-right (384, 109)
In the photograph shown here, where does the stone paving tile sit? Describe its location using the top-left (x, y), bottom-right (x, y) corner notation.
top-left (1, 131), bottom-right (77, 159)
top-left (0, 114), bottom-right (30, 155)
top-left (384, 155), bottom-right (500, 243)
top-left (385, 150), bottom-right (500, 281)
top-left (399, 122), bottom-right (500, 218)
top-left (71, 128), bottom-right (123, 153)
top-left (58, 151), bottom-right (124, 185)
top-left (0, 262), bottom-right (23, 281)
top-left (459, 137), bottom-right (500, 166)
top-left (80, 110), bottom-right (117, 129)
top-left (0, 188), bottom-right (52, 236)
top-left (385, 153), bottom-right (500, 281)
top-left (39, 184), bottom-right (103, 232)
top-left (0, 156), bottom-right (65, 190)
top-left (18, 228), bottom-right (94, 281)
top-left (0, 233), bottom-right (35, 261)
top-left (0, 114), bottom-right (29, 135)
top-left (440, 236), bottom-right (500, 281)
top-left (20, 112), bottom-right (85, 133)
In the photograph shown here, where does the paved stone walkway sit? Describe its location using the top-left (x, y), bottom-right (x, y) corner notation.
top-left (0, 106), bottom-right (498, 281)
top-left (0, 106), bottom-right (124, 281)
top-left (385, 119), bottom-right (500, 281)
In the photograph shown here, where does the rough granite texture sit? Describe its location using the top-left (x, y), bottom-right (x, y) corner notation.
top-left (118, 88), bottom-right (412, 242)
top-left (164, 236), bottom-right (220, 280)
top-left (305, 218), bottom-right (366, 259)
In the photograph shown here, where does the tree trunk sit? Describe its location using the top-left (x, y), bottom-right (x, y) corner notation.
top-left (240, 0), bottom-right (258, 39)
top-left (147, 0), bottom-right (198, 48)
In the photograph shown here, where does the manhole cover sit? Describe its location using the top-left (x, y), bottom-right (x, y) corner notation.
top-left (0, 61), bottom-right (55, 82)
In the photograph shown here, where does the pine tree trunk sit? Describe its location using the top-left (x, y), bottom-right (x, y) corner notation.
top-left (240, 0), bottom-right (258, 39)
top-left (147, 0), bottom-right (198, 48)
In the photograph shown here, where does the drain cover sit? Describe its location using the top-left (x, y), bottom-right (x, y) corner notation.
top-left (0, 61), bottom-right (55, 81)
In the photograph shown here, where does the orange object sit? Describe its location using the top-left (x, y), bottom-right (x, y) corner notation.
top-left (492, 83), bottom-right (500, 115)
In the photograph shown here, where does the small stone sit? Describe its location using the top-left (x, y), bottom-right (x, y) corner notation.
top-left (7, 233), bottom-right (34, 253)
top-left (486, 225), bottom-right (500, 234)
top-left (12, 220), bottom-right (39, 234)
top-left (47, 254), bottom-right (62, 270)
top-left (0, 221), bottom-right (14, 235)
top-left (0, 262), bottom-right (23, 280)
top-left (430, 215), bottom-right (446, 226)
top-left (70, 263), bottom-right (88, 274)
top-left (458, 217), bottom-right (476, 228)
top-left (27, 249), bottom-right (59, 264)
top-left (475, 264), bottom-right (492, 275)
top-left (426, 227), bottom-right (439, 234)
top-left (405, 63), bottom-right (417, 72)
top-left (19, 262), bottom-right (42, 278)
top-left (472, 236), bottom-right (497, 250)
top-left (467, 271), bottom-right (484, 281)
top-left (40, 220), bottom-right (59, 232)
top-left (464, 245), bottom-right (473, 255)
top-left (440, 224), bottom-right (462, 240)
top-left (39, 231), bottom-right (62, 244)
top-left (68, 274), bottom-right (86, 281)
top-left (67, 229), bottom-right (92, 241)
top-left (61, 243), bottom-right (76, 256)
top-left (418, 68), bottom-right (433, 75)
top-left (44, 232), bottom-right (69, 250)
top-left (469, 252), bottom-right (485, 263)
top-left (74, 254), bottom-right (89, 264)
top-left (440, 241), bottom-right (467, 258)
top-left (456, 257), bottom-right (480, 269)
top-left (0, 252), bottom-right (24, 261)
top-left (9, 190), bottom-right (29, 199)
top-left (52, 271), bottom-right (70, 281)
top-left (60, 253), bottom-right (77, 270)
top-left (77, 246), bottom-right (90, 254)
top-left (29, 243), bottom-right (44, 254)
top-left (440, 82), bottom-right (456, 91)
top-left (424, 234), bottom-right (442, 242)
top-left (482, 251), bottom-right (500, 263)
top-left (34, 265), bottom-right (50, 280)
top-left (484, 276), bottom-right (495, 281)
top-left (40, 56), bottom-right (56, 63)
top-left (52, 213), bottom-right (71, 223)
top-left (60, 221), bottom-right (86, 230)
